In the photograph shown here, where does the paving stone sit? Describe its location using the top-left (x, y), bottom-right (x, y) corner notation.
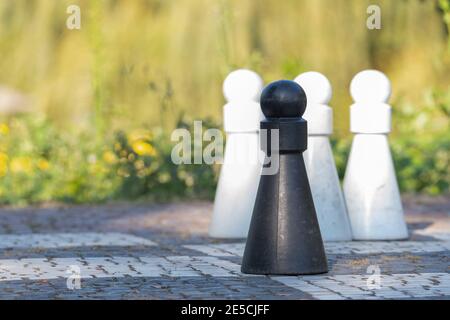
top-left (0, 233), bottom-right (156, 249)
top-left (0, 199), bottom-right (448, 299)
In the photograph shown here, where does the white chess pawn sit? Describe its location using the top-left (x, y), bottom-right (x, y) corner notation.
top-left (294, 72), bottom-right (352, 241)
top-left (343, 70), bottom-right (408, 240)
top-left (209, 69), bottom-right (265, 238)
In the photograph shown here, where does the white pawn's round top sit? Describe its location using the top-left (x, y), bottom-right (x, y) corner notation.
top-left (294, 71), bottom-right (332, 104)
top-left (294, 71), bottom-right (333, 135)
top-left (223, 69), bottom-right (264, 102)
top-left (350, 70), bottom-right (392, 134)
top-left (223, 69), bottom-right (264, 133)
top-left (350, 70), bottom-right (391, 103)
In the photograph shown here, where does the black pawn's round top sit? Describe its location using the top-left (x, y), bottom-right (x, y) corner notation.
top-left (260, 80), bottom-right (307, 119)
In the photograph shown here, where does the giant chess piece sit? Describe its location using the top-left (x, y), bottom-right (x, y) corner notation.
top-left (209, 69), bottom-right (265, 238)
top-left (343, 70), bottom-right (408, 240)
top-left (294, 72), bottom-right (352, 241)
top-left (241, 80), bottom-right (328, 275)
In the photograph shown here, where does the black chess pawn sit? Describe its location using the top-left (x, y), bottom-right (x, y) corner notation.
top-left (241, 80), bottom-right (329, 275)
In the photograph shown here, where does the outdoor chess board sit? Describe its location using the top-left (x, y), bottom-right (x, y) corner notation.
top-left (0, 229), bottom-right (448, 300)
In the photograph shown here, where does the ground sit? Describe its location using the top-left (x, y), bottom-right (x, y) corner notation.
top-left (0, 195), bottom-right (448, 300)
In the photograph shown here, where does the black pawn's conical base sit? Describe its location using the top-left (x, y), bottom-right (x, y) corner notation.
top-left (241, 154), bottom-right (328, 275)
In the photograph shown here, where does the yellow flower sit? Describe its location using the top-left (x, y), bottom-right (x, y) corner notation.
top-left (114, 142), bottom-right (122, 151)
top-left (132, 140), bottom-right (157, 157)
top-left (0, 153), bottom-right (8, 177)
top-left (89, 163), bottom-right (107, 174)
top-left (120, 150), bottom-right (128, 158)
top-left (37, 159), bottom-right (50, 171)
top-left (184, 175), bottom-right (194, 187)
top-left (102, 151), bottom-right (117, 164)
top-left (117, 167), bottom-right (130, 177)
top-left (128, 129), bottom-right (152, 143)
top-left (0, 124), bottom-right (9, 136)
top-left (10, 156), bottom-right (33, 174)
top-left (158, 172), bottom-right (171, 183)
top-left (134, 159), bottom-right (145, 170)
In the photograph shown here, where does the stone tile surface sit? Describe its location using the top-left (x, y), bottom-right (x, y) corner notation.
top-left (0, 196), bottom-right (448, 300)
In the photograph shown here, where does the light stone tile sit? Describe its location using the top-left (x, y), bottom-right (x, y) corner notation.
top-left (272, 273), bottom-right (450, 299)
top-left (0, 255), bottom-right (243, 281)
top-left (0, 233), bottom-right (156, 249)
top-left (185, 240), bottom-right (450, 257)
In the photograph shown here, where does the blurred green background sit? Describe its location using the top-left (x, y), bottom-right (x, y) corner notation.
top-left (0, 0), bottom-right (448, 205)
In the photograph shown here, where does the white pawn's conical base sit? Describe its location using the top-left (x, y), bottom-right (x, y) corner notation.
top-left (343, 134), bottom-right (408, 240)
top-left (304, 136), bottom-right (353, 241)
top-left (209, 133), bottom-right (262, 238)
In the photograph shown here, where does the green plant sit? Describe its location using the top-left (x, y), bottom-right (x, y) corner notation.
top-left (0, 114), bottom-right (220, 205)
